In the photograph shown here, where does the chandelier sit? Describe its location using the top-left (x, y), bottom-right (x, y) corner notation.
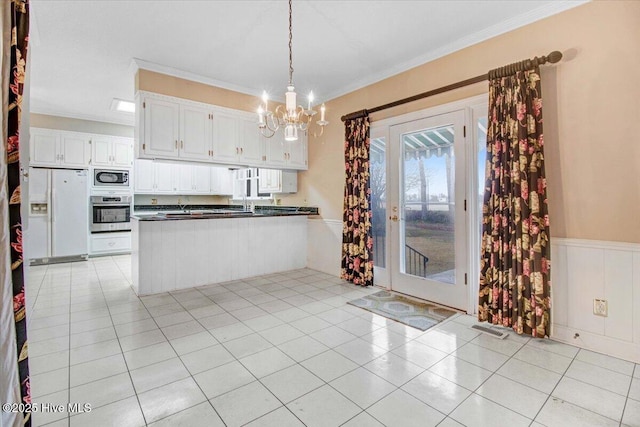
top-left (257, 0), bottom-right (328, 141)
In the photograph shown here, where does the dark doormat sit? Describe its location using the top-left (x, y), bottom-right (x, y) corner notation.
top-left (348, 290), bottom-right (457, 331)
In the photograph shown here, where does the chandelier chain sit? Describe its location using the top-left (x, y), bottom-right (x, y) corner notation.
top-left (288, 0), bottom-right (293, 85)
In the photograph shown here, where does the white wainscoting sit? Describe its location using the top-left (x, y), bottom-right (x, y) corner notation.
top-left (307, 218), bottom-right (343, 276)
top-left (551, 238), bottom-right (640, 363)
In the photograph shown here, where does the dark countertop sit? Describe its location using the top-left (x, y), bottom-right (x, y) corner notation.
top-left (132, 205), bottom-right (318, 221)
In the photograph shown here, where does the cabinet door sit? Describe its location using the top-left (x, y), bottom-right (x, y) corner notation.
top-left (30, 130), bottom-right (59, 166)
top-left (258, 168), bottom-right (281, 193)
top-left (238, 117), bottom-right (263, 165)
top-left (175, 163), bottom-right (193, 193)
top-left (192, 164), bottom-right (211, 194)
top-left (154, 162), bottom-right (175, 193)
top-left (212, 111), bottom-right (239, 163)
top-left (60, 134), bottom-right (91, 167)
top-left (112, 138), bottom-right (133, 167)
top-left (134, 159), bottom-right (155, 193)
top-left (264, 131), bottom-right (287, 168)
top-left (180, 105), bottom-right (212, 161)
top-left (92, 136), bottom-right (112, 167)
top-left (143, 97), bottom-right (180, 158)
top-left (287, 130), bottom-right (308, 170)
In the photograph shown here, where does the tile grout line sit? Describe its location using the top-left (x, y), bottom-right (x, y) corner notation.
top-left (90, 256), bottom-right (151, 427)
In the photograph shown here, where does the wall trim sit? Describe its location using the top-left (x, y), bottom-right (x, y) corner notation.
top-left (552, 237), bottom-right (640, 252)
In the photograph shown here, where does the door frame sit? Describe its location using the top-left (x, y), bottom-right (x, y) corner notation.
top-left (371, 94), bottom-right (488, 314)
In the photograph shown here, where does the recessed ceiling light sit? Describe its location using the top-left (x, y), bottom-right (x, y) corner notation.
top-left (110, 98), bottom-right (135, 113)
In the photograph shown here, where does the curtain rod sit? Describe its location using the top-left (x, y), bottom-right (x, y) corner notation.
top-left (340, 50), bottom-right (563, 122)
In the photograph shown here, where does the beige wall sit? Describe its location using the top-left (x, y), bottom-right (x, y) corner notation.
top-left (30, 113), bottom-right (134, 138)
top-left (134, 1), bottom-right (639, 243)
top-left (301, 1), bottom-right (640, 243)
top-left (136, 69), bottom-right (262, 114)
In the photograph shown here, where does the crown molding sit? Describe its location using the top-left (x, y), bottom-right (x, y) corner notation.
top-left (130, 58), bottom-right (286, 103)
top-left (321, 0), bottom-right (589, 102)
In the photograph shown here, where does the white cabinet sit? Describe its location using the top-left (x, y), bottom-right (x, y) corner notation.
top-left (142, 97), bottom-right (180, 158)
top-left (134, 160), bottom-right (232, 195)
top-left (258, 168), bottom-right (281, 193)
top-left (176, 163), bottom-right (211, 194)
top-left (212, 111), bottom-right (240, 163)
top-left (263, 129), bottom-right (308, 170)
top-left (92, 136), bottom-right (133, 167)
top-left (30, 129), bottom-right (59, 166)
top-left (192, 164), bottom-right (211, 193)
top-left (258, 168), bottom-right (298, 194)
top-left (154, 162), bottom-right (175, 193)
top-left (180, 104), bottom-right (213, 161)
top-left (238, 116), bottom-right (264, 165)
top-left (30, 128), bottom-right (91, 168)
top-left (287, 130), bottom-right (308, 169)
top-left (210, 166), bottom-right (233, 195)
top-left (139, 94), bottom-right (217, 162)
top-left (212, 113), bottom-right (264, 166)
top-left (134, 159), bottom-right (154, 193)
top-left (90, 232), bottom-right (131, 255)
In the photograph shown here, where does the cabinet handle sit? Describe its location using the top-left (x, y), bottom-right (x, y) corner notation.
top-left (236, 147), bottom-right (239, 154)
top-left (175, 140), bottom-right (178, 149)
top-left (181, 140), bottom-right (184, 149)
top-left (240, 147), bottom-right (243, 155)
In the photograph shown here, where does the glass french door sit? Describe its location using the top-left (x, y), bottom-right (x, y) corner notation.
top-left (387, 110), bottom-right (467, 310)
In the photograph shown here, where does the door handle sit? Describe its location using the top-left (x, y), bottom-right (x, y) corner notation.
top-left (389, 215), bottom-right (398, 222)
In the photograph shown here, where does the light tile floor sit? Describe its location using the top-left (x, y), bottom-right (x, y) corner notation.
top-left (25, 256), bottom-right (639, 427)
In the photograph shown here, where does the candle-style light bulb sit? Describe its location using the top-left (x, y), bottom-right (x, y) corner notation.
top-left (257, 106), bottom-right (264, 125)
top-left (308, 91), bottom-right (314, 110)
top-left (262, 91), bottom-right (269, 111)
top-left (320, 103), bottom-right (326, 122)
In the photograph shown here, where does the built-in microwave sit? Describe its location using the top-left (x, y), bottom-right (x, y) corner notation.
top-left (94, 169), bottom-right (129, 187)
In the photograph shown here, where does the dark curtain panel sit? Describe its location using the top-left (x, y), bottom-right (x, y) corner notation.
top-left (479, 67), bottom-right (551, 337)
top-left (6, 0), bottom-right (31, 422)
top-left (341, 117), bottom-right (374, 287)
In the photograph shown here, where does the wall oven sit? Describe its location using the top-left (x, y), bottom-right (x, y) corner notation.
top-left (90, 195), bottom-right (132, 233)
top-left (94, 169), bottom-right (130, 188)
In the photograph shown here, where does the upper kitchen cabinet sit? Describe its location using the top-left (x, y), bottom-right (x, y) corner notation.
top-left (92, 136), bottom-right (133, 168)
top-left (211, 112), bottom-right (263, 166)
top-left (138, 92), bottom-right (215, 162)
top-left (30, 128), bottom-right (91, 168)
top-left (141, 96), bottom-right (180, 158)
top-left (263, 128), bottom-right (308, 170)
top-left (180, 104), bottom-right (213, 161)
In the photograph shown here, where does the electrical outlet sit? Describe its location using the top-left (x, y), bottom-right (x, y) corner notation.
top-left (177, 197), bottom-right (183, 205)
top-left (151, 198), bottom-right (158, 205)
top-left (593, 299), bottom-right (608, 317)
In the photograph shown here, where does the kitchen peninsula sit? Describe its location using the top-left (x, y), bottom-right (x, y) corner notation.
top-left (131, 206), bottom-right (317, 295)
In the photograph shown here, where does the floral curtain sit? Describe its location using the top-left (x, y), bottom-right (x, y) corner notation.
top-left (2, 0), bottom-right (31, 424)
top-left (478, 66), bottom-right (551, 337)
top-left (341, 117), bottom-right (374, 287)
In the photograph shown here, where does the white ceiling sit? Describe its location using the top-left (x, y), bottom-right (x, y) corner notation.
top-left (28, 0), bottom-right (586, 126)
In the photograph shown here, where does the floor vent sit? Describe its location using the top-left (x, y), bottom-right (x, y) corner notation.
top-left (471, 324), bottom-right (509, 339)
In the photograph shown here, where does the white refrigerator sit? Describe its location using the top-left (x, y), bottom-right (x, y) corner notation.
top-left (27, 168), bottom-right (89, 262)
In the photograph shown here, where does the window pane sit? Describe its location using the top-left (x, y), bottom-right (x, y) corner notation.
top-left (371, 136), bottom-right (386, 268)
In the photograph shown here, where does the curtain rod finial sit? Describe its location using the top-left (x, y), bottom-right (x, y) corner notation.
top-left (547, 51), bottom-right (563, 64)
